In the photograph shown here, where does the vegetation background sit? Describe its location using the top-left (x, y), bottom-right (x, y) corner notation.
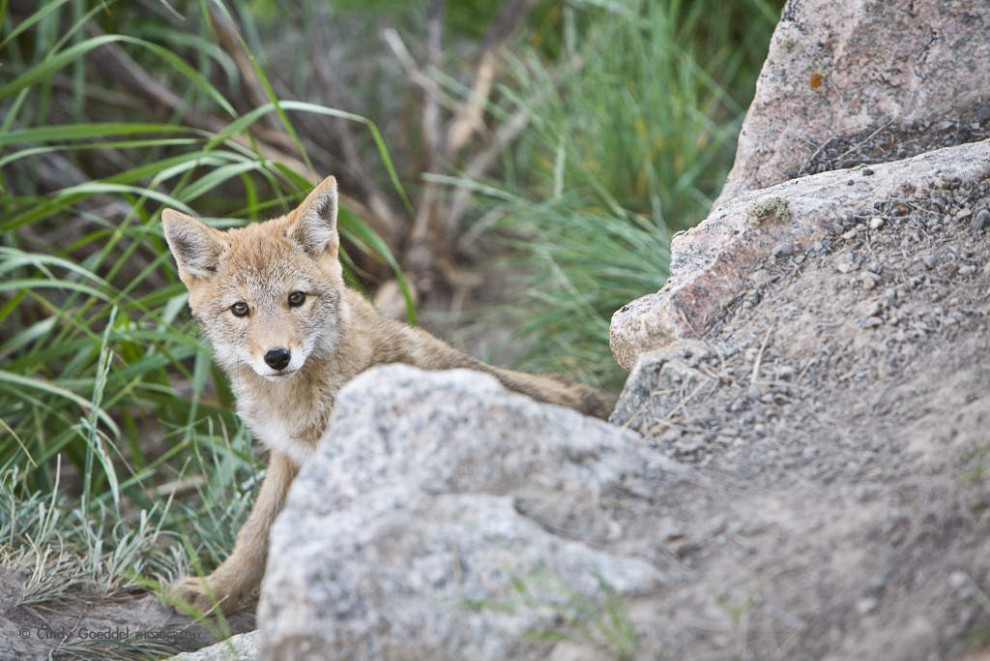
top-left (0, 0), bottom-right (780, 653)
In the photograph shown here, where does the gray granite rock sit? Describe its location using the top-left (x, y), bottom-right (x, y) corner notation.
top-left (258, 366), bottom-right (690, 661)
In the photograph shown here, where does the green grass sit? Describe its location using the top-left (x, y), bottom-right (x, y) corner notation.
top-left (469, 0), bottom-right (781, 390)
top-left (0, 0), bottom-right (409, 622)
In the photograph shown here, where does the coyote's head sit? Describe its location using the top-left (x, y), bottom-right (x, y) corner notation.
top-left (162, 176), bottom-right (344, 380)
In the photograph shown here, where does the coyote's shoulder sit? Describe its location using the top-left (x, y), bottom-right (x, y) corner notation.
top-left (161, 175), bottom-right (609, 613)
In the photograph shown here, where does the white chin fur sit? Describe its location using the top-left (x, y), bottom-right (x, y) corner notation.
top-left (260, 369), bottom-right (299, 380)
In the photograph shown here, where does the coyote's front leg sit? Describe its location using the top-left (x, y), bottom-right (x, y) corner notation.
top-left (172, 452), bottom-right (298, 614)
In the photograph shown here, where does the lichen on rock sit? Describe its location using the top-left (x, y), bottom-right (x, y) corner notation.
top-left (744, 196), bottom-right (790, 226)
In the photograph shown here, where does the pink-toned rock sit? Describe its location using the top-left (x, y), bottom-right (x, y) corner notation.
top-left (610, 138), bottom-right (990, 369)
top-left (612, 1), bottom-right (990, 370)
top-left (717, 0), bottom-right (990, 205)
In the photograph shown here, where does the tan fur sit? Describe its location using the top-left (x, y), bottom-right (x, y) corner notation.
top-left (162, 176), bottom-right (609, 613)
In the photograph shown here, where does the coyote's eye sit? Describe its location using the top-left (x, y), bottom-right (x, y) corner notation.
top-left (288, 291), bottom-right (306, 308)
top-left (230, 301), bottom-right (250, 317)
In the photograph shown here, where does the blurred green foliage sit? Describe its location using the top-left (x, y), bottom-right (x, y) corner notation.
top-left (491, 0), bottom-right (781, 388)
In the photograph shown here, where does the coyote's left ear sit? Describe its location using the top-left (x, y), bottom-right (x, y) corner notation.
top-left (291, 175), bottom-right (338, 256)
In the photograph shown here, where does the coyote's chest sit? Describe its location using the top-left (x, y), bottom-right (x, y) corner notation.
top-left (246, 414), bottom-right (322, 466)
top-left (236, 380), bottom-right (337, 467)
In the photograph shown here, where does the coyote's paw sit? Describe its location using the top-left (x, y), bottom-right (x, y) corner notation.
top-left (169, 574), bottom-right (241, 615)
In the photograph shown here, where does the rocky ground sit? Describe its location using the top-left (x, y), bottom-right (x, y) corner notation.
top-left (608, 147), bottom-right (990, 659)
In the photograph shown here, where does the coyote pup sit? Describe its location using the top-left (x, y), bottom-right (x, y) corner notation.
top-left (162, 175), bottom-right (608, 613)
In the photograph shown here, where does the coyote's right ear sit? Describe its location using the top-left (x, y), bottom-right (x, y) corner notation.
top-left (162, 209), bottom-right (226, 282)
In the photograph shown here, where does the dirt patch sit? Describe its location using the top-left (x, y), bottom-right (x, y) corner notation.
top-left (612, 169), bottom-right (990, 658)
top-left (0, 566), bottom-right (255, 660)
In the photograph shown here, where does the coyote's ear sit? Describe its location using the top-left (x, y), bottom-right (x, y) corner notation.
top-left (162, 209), bottom-right (226, 282)
top-left (291, 176), bottom-right (338, 256)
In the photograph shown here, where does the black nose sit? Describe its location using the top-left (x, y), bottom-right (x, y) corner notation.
top-left (264, 348), bottom-right (291, 371)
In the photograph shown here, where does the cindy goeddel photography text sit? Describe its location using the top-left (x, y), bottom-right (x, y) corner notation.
top-left (18, 622), bottom-right (207, 644)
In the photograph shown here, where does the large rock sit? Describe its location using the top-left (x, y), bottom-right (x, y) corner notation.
top-left (717, 0), bottom-right (990, 206)
top-left (610, 138), bottom-right (990, 370)
top-left (258, 366), bottom-right (691, 660)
